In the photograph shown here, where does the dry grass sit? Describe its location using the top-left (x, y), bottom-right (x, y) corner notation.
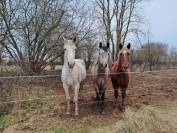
top-left (93, 101), bottom-right (177, 133)
top-left (2, 101), bottom-right (177, 133)
top-left (1, 70), bottom-right (177, 133)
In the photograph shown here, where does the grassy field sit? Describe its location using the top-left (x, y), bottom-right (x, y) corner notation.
top-left (1, 100), bottom-right (177, 133)
top-left (0, 65), bottom-right (63, 76)
top-left (0, 66), bottom-right (19, 73)
top-left (0, 69), bottom-right (177, 133)
top-left (44, 65), bottom-right (63, 71)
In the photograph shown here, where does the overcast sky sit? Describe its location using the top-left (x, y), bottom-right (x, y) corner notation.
top-left (143, 0), bottom-right (177, 48)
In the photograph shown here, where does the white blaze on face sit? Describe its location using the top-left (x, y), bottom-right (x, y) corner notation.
top-left (118, 48), bottom-right (130, 59)
top-left (64, 39), bottom-right (76, 67)
top-left (99, 49), bottom-right (109, 67)
top-left (122, 50), bottom-right (127, 57)
top-left (118, 48), bottom-right (131, 71)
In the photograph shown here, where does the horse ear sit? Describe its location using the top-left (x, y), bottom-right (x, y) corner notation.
top-left (73, 37), bottom-right (77, 43)
top-left (99, 42), bottom-right (102, 48)
top-left (127, 43), bottom-right (131, 49)
top-left (119, 43), bottom-right (123, 50)
top-left (107, 42), bottom-right (110, 48)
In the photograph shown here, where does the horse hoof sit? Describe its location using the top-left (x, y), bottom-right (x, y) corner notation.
top-left (96, 112), bottom-right (101, 116)
top-left (74, 114), bottom-right (79, 119)
top-left (119, 106), bottom-right (127, 112)
top-left (95, 110), bottom-right (101, 116)
top-left (64, 112), bottom-right (71, 116)
top-left (101, 111), bottom-right (106, 115)
top-left (74, 112), bottom-right (79, 116)
top-left (113, 103), bottom-right (119, 109)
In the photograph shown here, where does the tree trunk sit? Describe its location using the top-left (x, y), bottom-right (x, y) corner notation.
top-left (130, 49), bottom-right (134, 71)
top-left (149, 63), bottom-right (152, 71)
top-left (110, 35), bottom-right (115, 61)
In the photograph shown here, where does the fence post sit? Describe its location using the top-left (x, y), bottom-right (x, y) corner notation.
top-left (17, 78), bottom-right (22, 122)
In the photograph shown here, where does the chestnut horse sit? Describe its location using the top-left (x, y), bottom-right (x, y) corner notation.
top-left (111, 43), bottom-right (131, 111)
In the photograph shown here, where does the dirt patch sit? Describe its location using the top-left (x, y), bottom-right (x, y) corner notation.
top-left (1, 69), bottom-right (177, 132)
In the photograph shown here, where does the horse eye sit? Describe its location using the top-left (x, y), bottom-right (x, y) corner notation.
top-left (64, 48), bottom-right (66, 51)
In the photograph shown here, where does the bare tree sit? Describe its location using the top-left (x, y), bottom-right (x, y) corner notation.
top-left (0, 0), bottom-right (69, 74)
top-left (0, 0), bottom-right (97, 74)
top-left (0, 44), bottom-right (3, 64)
top-left (0, 0), bottom-right (148, 74)
top-left (169, 47), bottom-right (177, 66)
top-left (96, 0), bottom-right (146, 60)
top-left (80, 39), bottom-right (98, 70)
top-left (96, 0), bottom-right (116, 60)
top-left (140, 42), bottom-right (168, 71)
top-left (115, 0), bottom-right (146, 54)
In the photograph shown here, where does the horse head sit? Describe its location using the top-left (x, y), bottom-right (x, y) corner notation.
top-left (63, 37), bottom-right (77, 69)
top-left (118, 43), bottom-right (131, 72)
top-left (98, 42), bottom-right (110, 69)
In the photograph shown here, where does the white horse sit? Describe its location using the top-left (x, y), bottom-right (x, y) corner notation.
top-left (61, 37), bottom-right (86, 116)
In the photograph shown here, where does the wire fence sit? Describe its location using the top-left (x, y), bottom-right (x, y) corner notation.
top-left (0, 67), bottom-right (177, 79)
top-left (0, 82), bottom-right (176, 105)
top-left (0, 68), bottom-right (177, 117)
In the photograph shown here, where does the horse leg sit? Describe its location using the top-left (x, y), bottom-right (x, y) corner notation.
top-left (112, 80), bottom-right (119, 105)
top-left (100, 91), bottom-right (105, 114)
top-left (79, 81), bottom-right (84, 102)
top-left (95, 91), bottom-right (100, 114)
top-left (74, 83), bottom-right (80, 116)
top-left (98, 92), bottom-right (102, 115)
top-left (114, 88), bottom-right (119, 102)
top-left (94, 84), bottom-right (100, 114)
top-left (113, 86), bottom-right (119, 108)
top-left (120, 88), bottom-right (127, 111)
top-left (63, 83), bottom-right (70, 115)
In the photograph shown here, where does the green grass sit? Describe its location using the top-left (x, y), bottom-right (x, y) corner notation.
top-left (53, 125), bottom-right (65, 133)
top-left (0, 117), bottom-right (12, 132)
top-left (0, 65), bottom-right (19, 72)
top-left (44, 65), bottom-right (63, 71)
top-left (0, 65), bottom-right (63, 73)
top-left (29, 99), bottom-right (50, 110)
top-left (21, 97), bottom-right (54, 111)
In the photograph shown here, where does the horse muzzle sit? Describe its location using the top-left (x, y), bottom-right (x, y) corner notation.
top-left (102, 63), bottom-right (107, 68)
top-left (68, 62), bottom-right (75, 69)
top-left (121, 64), bottom-right (129, 71)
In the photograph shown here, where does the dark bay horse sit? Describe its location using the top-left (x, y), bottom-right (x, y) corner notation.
top-left (111, 43), bottom-right (131, 111)
top-left (91, 42), bottom-right (110, 115)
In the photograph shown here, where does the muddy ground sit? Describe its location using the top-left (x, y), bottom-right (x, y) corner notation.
top-left (1, 69), bottom-right (177, 133)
